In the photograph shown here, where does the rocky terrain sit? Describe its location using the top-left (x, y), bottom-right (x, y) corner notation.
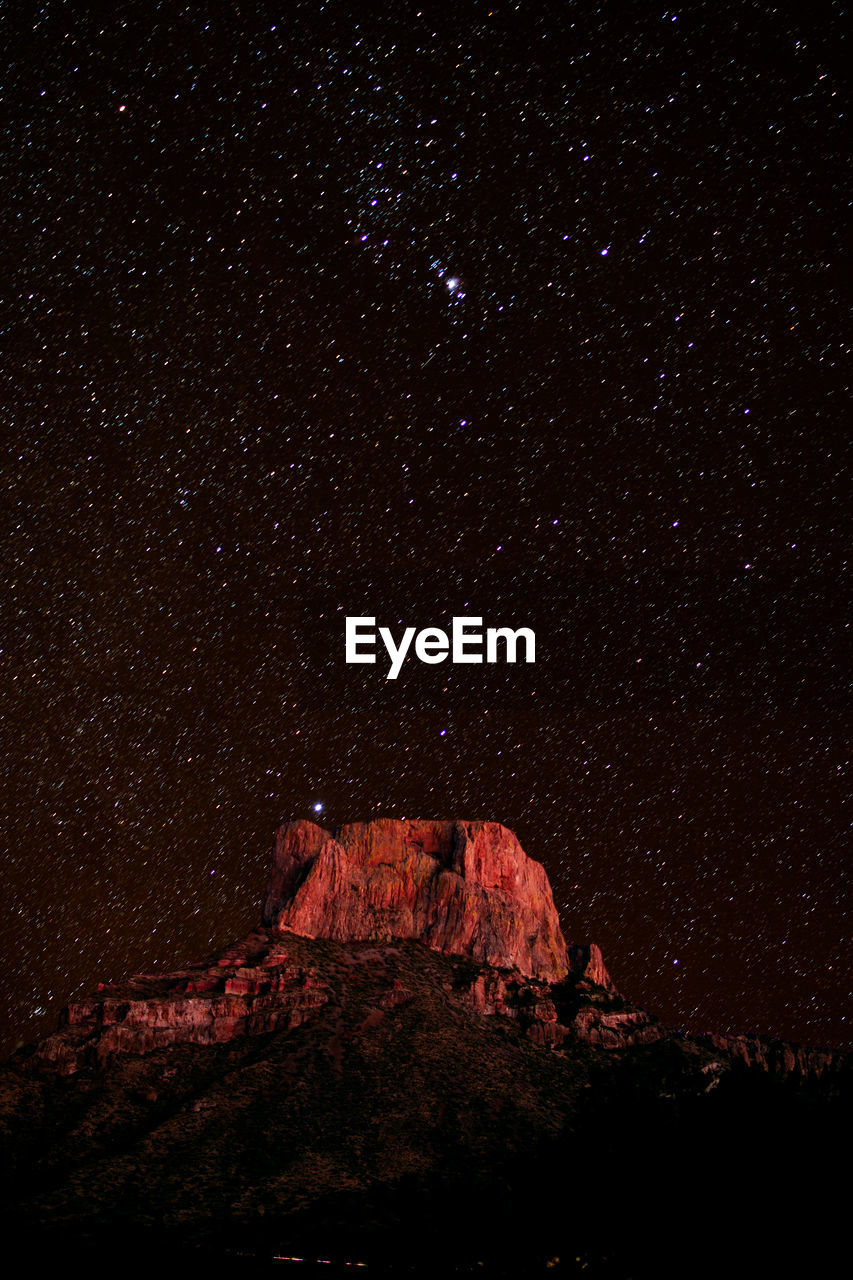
top-left (1, 819), bottom-right (848, 1276)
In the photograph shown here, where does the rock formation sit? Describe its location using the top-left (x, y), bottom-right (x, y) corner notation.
top-left (263, 818), bottom-right (570, 981)
top-left (15, 817), bottom-right (838, 1081)
top-left (1, 817), bottom-right (848, 1275)
top-left (23, 817), bottom-right (639, 1076)
top-left (27, 929), bottom-right (330, 1074)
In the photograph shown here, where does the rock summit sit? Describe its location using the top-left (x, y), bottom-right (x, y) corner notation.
top-left (262, 818), bottom-right (570, 981)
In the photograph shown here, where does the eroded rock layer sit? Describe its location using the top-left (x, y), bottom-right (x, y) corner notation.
top-left (28, 929), bottom-right (329, 1074)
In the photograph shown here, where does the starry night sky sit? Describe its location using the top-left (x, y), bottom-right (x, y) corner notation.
top-left (1, 1), bottom-right (849, 1058)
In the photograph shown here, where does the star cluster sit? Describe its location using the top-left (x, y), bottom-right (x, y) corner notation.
top-left (0, 1), bottom-right (848, 1055)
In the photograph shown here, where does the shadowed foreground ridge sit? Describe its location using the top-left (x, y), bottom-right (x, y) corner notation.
top-left (1, 819), bottom-right (849, 1277)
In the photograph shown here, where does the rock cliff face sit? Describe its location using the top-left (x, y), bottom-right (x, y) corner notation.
top-left (263, 818), bottom-right (570, 981)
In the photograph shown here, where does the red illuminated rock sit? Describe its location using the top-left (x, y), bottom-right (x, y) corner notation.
top-left (14, 818), bottom-right (841, 1089)
top-left (568, 942), bottom-right (616, 991)
top-left (28, 930), bottom-right (330, 1074)
top-left (262, 818), bottom-right (569, 981)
